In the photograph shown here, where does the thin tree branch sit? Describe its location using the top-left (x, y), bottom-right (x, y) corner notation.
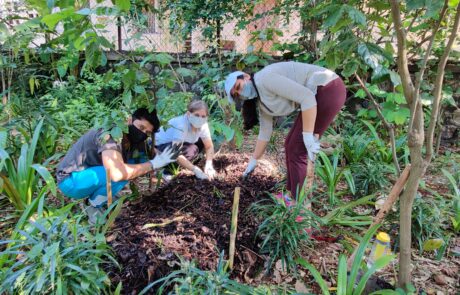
top-left (408, 0), bottom-right (449, 131)
top-left (406, 9), bottom-right (420, 33)
top-left (426, 2), bottom-right (460, 161)
top-left (389, 0), bottom-right (415, 107)
top-left (355, 74), bottom-right (401, 175)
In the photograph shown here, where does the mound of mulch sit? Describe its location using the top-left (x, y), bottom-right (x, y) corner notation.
top-left (108, 153), bottom-right (281, 292)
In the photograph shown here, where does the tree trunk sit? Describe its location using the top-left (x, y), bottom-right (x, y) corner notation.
top-left (398, 104), bottom-right (427, 287)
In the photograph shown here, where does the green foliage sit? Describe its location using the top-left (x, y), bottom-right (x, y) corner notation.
top-left (251, 189), bottom-right (322, 272)
top-left (0, 203), bottom-right (118, 294)
top-left (297, 224), bottom-right (396, 295)
top-left (351, 159), bottom-right (394, 196)
top-left (0, 119), bottom-right (56, 211)
top-left (140, 252), bottom-right (256, 295)
top-left (156, 92), bottom-right (192, 123)
top-left (159, 0), bottom-right (251, 41)
top-left (341, 129), bottom-right (374, 165)
top-left (316, 151), bottom-right (356, 205)
top-left (322, 195), bottom-right (374, 229)
top-left (441, 169), bottom-right (460, 232)
top-left (356, 86), bottom-right (409, 126)
top-left (411, 192), bottom-right (451, 252)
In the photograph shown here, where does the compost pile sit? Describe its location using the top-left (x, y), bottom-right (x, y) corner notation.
top-left (109, 153), bottom-right (280, 292)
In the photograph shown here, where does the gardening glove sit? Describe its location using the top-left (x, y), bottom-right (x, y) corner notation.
top-left (149, 146), bottom-right (178, 170)
top-left (242, 157), bottom-right (258, 178)
top-left (302, 132), bottom-right (320, 161)
top-left (193, 166), bottom-right (209, 180)
top-left (204, 160), bottom-right (217, 180)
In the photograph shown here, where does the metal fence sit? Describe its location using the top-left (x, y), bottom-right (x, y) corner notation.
top-left (127, 1), bottom-right (302, 54)
top-left (1, 0), bottom-right (302, 55)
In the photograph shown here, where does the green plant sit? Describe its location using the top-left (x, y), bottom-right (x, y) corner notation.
top-left (351, 159), bottom-right (394, 196)
top-left (316, 151), bottom-right (356, 205)
top-left (0, 201), bottom-right (118, 294)
top-left (342, 130), bottom-right (374, 165)
top-left (297, 224), bottom-right (397, 295)
top-left (251, 188), bottom-right (322, 272)
top-left (0, 119), bottom-right (56, 211)
top-left (411, 192), bottom-right (450, 252)
top-left (140, 252), bottom-right (256, 295)
top-left (322, 194), bottom-right (374, 229)
top-left (442, 169), bottom-right (460, 232)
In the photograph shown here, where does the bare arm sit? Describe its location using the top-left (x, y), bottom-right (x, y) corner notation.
top-left (253, 139), bottom-right (269, 159)
top-left (102, 149), bottom-right (152, 182)
top-left (302, 107), bottom-right (317, 134)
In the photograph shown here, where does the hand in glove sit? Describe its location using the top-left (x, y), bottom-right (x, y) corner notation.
top-left (242, 157), bottom-right (258, 178)
top-left (302, 132), bottom-right (321, 161)
top-left (193, 166), bottom-right (209, 180)
top-left (149, 145), bottom-right (179, 170)
top-left (204, 160), bottom-right (217, 180)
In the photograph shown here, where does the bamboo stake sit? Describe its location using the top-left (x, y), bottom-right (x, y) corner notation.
top-left (228, 187), bottom-right (241, 270)
top-left (347, 164), bottom-right (411, 268)
top-left (304, 159), bottom-right (315, 209)
top-left (106, 168), bottom-right (113, 207)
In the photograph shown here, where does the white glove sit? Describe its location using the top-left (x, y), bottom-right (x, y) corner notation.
top-left (193, 166), bottom-right (209, 180)
top-left (242, 157), bottom-right (258, 178)
top-left (302, 132), bottom-right (321, 161)
top-left (149, 147), bottom-right (176, 170)
top-left (204, 160), bottom-right (217, 180)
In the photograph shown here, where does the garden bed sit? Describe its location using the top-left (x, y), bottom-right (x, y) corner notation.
top-left (108, 153), bottom-right (280, 292)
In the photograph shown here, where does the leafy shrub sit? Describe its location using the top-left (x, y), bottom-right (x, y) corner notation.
top-left (442, 169), bottom-right (460, 232)
top-left (0, 119), bottom-right (56, 211)
top-left (342, 131), bottom-right (374, 165)
top-left (321, 195), bottom-right (374, 230)
top-left (351, 159), bottom-right (394, 196)
top-left (0, 205), bottom-right (118, 294)
top-left (251, 188), bottom-right (322, 272)
top-left (411, 192), bottom-right (450, 252)
top-left (316, 151), bottom-right (355, 205)
top-left (141, 253), bottom-right (255, 295)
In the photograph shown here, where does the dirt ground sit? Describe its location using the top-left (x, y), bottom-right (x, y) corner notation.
top-left (105, 134), bottom-right (459, 294)
top-left (108, 153), bottom-right (282, 292)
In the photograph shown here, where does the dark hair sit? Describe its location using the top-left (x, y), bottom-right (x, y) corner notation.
top-left (132, 108), bottom-right (160, 133)
top-left (242, 99), bottom-right (259, 130)
top-left (241, 73), bottom-right (259, 130)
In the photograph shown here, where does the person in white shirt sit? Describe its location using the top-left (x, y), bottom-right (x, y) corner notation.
top-left (155, 100), bottom-right (217, 180)
top-left (224, 62), bottom-right (345, 197)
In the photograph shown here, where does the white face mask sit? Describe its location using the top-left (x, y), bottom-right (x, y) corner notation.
top-left (240, 81), bottom-right (257, 100)
top-left (189, 114), bottom-right (207, 128)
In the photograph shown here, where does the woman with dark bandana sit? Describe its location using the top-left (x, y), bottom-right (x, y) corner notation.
top-left (56, 108), bottom-right (178, 223)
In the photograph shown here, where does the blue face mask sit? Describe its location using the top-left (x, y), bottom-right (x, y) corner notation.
top-left (240, 81), bottom-right (257, 100)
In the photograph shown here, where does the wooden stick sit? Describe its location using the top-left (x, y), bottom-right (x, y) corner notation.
top-left (306, 159), bottom-right (315, 192)
top-left (304, 159), bottom-right (315, 209)
top-left (106, 168), bottom-right (112, 207)
top-left (228, 187), bottom-right (241, 270)
top-left (370, 164), bottom-right (411, 227)
top-left (347, 164), bottom-right (411, 268)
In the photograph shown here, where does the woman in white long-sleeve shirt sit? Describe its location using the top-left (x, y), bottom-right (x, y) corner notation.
top-left (155, 100), bottom-right (216, 180)
top-left (224, 61), bottom-right (346, 197)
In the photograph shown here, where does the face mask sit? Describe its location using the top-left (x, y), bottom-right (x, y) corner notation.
top-left (189, 114), bottom-right (207, 128)
top-left (128, 124), bottom-right (148, 144)
top-left (240, 81), bottom-right (257, 100)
